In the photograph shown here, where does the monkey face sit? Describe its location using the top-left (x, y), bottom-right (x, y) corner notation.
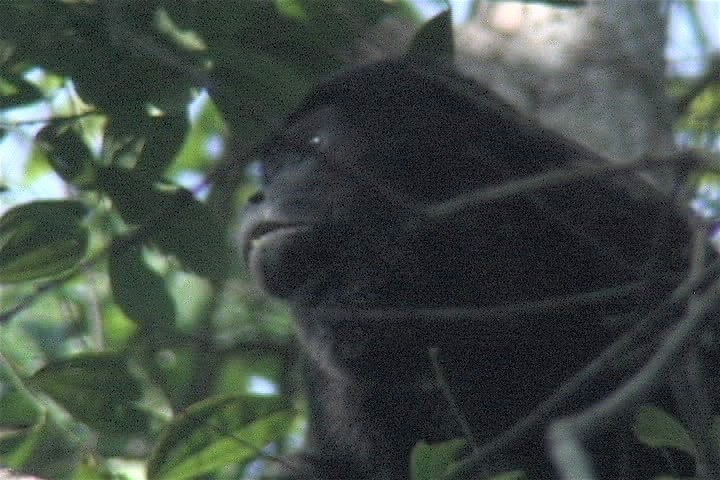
top-left (239, 63), bottom-right (515, 305)
top-left (239, 104), bottom-right (394, 303)
top-left (239, 61), bottom-right (685, 310)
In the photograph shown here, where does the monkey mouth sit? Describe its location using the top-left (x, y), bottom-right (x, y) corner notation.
top-left (242, 222), bottom-right (312, 264)
top-left (240, 221), bottom-right (320, 299)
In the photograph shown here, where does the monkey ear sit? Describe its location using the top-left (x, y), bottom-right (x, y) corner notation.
top-left (403, 9), bottom-right (455, 67)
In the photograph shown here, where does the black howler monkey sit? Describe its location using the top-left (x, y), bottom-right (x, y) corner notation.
top-left (238, 60), bottom-right (693, 479)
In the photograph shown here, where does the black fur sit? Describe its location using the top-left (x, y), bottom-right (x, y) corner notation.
top-left (239, 61), bottom-right (692, 479)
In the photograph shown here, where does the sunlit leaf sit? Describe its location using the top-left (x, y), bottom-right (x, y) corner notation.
top-left (411, 439), bottom-right (467, 480)
top-left (108, 240), bottom-right (176, 335)
top-left (0, 200), bottom-right (87, 232)
top-left (0, 200), bottom-right (88, 283)
top-left (71, 459), bottom-right (119, 480)
top-left (0, 424), bottom-right (43, 469)
top-left (98, 167), bottom-right (230, 280)
top-left (275, 0), bottom-right (309, 20)
top-left (173, 97), bottom-right (226, 172)
top-left (148, 395), bottom-right (293, 480)
top-left (31, 353), bottom-right (149, 434)
top-left (0, 71), bottom-right (44, 109)
top-left (633, 405), bottom-right (696, 456)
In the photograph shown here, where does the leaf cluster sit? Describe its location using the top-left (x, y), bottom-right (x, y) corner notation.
top-left (0, 1), bottom-right (401, 479)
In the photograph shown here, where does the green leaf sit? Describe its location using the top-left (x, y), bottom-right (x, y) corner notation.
top-left (405, 9), bottom-right (454, 65)
top-left (136, 114), bottom-right (190, 180)
top-left (0, 200), bottom-right (89, 283)
top-left (411, 439), bottom-right (467, 480)
top-left (0, 388), bottom-right (44, 465)
top-left (0, 200), bottom-right (87, 232)
top-left (108, 240), bottom-right (176, 335)
top-left (633, 406), bottom-right (696, 456)
top-left (147, 395), bottom-right (294, 480)
top-left (150, 191), bottom-right (231, 281)
top-left (99, 166), bottom-right (230, 280)
top-left (31, 353), bottom-right (149, 434)
top-left (173, 98), bottom-right (226, 172)
top-left (37, 125), bottom-right (95, 186)
top-left (0, 71), bottom-right (44, 109)
top-left (71, 458), bottom-right (120, 480)
top-left (653, 477), bottom-right (700, 480)
top-left (51, 4), bottom-right (195, 117)
top-left (96, 166), bottom-right (167, 225)
top-left (275, 0), bottom-right (309, 20)
top-left (0, 423), bottom-right (43, 468)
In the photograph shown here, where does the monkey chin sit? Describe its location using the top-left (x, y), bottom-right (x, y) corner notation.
top-left (241, 221), bottom-right (316, 299)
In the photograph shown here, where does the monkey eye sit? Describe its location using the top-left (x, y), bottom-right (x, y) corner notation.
top-left (281, 131), bottom-right (329, 154)
top-left (307, 134), bottom-right (325, 149)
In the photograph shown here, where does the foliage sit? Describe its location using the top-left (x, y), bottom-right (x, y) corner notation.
top-left (410, 439), bottom-right (467, 480)
top-left (0, 200), bottom-right (88, 283)
top-left (632, 405), bottom-right (720, 480)
top-left (147, 395), bottom-right (293, 480)
top-left (0, 1), bottom-right (408, 479)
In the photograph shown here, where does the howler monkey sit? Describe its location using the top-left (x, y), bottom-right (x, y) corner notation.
top-left (238, 60), bottom-right (694, 479)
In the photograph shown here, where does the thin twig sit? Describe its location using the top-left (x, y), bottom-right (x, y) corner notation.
top-left (445, 258), bottom-right (720, 480)
top-left (425, 154), bottom-right (704, 220)
top-left (548, 232), bottom-right (719, 479)
top-left (103, 0), bottom-right (212, 89)
top-left (668, 223), bottom-right (720, 479)
top-left (428, 347), bottom-right (480, 452)
top-left (0, 111), bottom-right (100, 129)
top-left (307, 272), bottom-right (684, 326)
top-left (672, 348), bottom-right (720, 479)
